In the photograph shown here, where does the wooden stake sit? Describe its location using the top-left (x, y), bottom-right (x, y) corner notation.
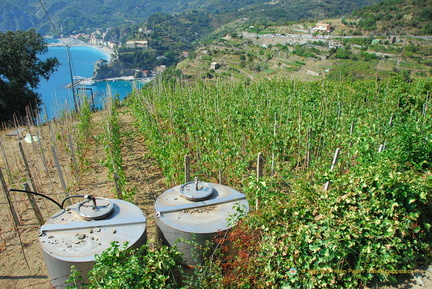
top-left (0, 137), bottom-right (13, 180)
top-left (18, 142), bottom-right (37, 191)
top-left (25, 106), bottom-right (34, 127)
top-left (348, 122), bottom-right (355, 149)
top-left (184, 154), bottom-right (190, 183)
top-left (256, 152), bottom-right (264, 210)
top-left (217, 137), bottom-right (222, 184)
top-left (23, 182), bottom-right (44, 226)
top-left (18, 142), bottom-right (44, 225)
top-left (271, 116), bottom-right (277, 176)
top-left (48, 117), bottom-right (57, 146)
top-left (35, 129), bottom-right (50, 177)
top-left (51, 145), bottom-right (68, 195)
top-left (257, 152), bottom-right (264, 179)
top-left (68, 134), bottom-right (78, 175)
top-left (324, 148), bottom-right (341, 191)
top-left (9, 211), bottom-right (30, 270)
top-left (114, 172), bottom-right (122, 199)
top-left (0, 167), bottom-right (20, 226)
top-left (329, 148), bottom-right (341, 171)
top-left (24, 114), bottom-right (41, 177)
top-left (271, 153), bottom-right (275, 176)
top-left (13, 114), bottom-right (23, 141)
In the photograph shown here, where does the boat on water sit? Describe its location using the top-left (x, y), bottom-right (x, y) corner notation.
top-left (65, 78), bottom-right (95, 88)
top-left (80, 79), bottom-right (96, 86)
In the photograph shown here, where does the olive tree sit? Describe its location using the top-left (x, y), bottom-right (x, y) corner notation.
top-left (0, 29), bottom-right (59, 123)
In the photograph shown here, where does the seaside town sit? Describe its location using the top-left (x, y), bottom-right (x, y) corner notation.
top-left (48, 28), bottom-right (159, 87)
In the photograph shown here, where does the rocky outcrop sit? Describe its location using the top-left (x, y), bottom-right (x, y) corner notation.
top-left (92, 59), bottom-right (137, 80)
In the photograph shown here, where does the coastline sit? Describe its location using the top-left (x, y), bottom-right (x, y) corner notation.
top-left (47, 37), bottom-right (114, 60)
top-left (38, 39), bottom-right (149, 119)
top-left (46, 37), bottom-right (155, 87)
top-left (67, 76), bottom-right (154, 88)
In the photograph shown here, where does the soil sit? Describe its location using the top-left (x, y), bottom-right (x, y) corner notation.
top-left (0, 107), bottom-right (166, 288)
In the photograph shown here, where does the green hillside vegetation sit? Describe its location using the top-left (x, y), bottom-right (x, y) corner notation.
top-left (196, 0), bottom-right (386, 27)
top-left (167, 19), bottom-right (431, 82)
top-left (352, 0), bottom-right (432, 35)
top-left (0, 0), bottom-right (385, 35)
top-left (105, 0), bottom-right (430, 80)
top-left (95, 1), bottom-right (432, 80)
top-left (160, 1), bottom-right (432, 80)
top-left (76, 75), bottom-right (432, 288)
top-left (115, 11), bottom-right (217, 70)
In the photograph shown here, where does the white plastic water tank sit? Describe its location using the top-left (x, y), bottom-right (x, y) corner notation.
top-left (39, 197), bottom-right (147, 288)
top-left (155, 181), bottom-right (249, 265)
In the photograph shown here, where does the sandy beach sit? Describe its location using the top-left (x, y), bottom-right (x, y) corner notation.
top-left (47, 37), bottom-right (114, 60)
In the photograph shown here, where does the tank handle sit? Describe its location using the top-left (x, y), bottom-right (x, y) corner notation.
top-left (156, 193), bottom-right (247, 215)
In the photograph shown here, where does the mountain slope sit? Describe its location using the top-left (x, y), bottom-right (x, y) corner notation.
top-left (352, 0), bottom-right (432, 35)
top-left (0, 2), bottom-right (39, 32)
top-left (160, 0), bottom-right (431, 83)
top-left (0, 0), bottom-right (385, 35)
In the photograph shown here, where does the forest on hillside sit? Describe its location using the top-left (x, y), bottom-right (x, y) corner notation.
top-left (114, 11), bottom-right (216, 69)
top-left (0, 0), bottom-right (385, 35)
top-left (352, 0), bottom-right (432, 35)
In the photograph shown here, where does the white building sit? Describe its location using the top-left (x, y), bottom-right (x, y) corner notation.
top-left (312, 23), bottom-right (332, 33)
top-left (125, 40), bottom-right (148, 49)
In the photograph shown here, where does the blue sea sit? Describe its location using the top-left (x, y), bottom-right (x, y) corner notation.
top-left (37, 43), bottom-right (144, 119)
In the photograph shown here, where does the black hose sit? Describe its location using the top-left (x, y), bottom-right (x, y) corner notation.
top-left (10, 189), bottom-right (63, 209)
top-left (61, 195), bottom-right (86, 209)
top-left (9, 189), bottom-right (95, 209)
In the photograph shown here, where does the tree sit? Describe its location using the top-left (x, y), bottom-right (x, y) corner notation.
top-left (0, 29), bottom-right (59, 123)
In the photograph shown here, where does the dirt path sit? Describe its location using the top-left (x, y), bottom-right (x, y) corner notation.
top-left (0, 107), bottom-right (166, 288)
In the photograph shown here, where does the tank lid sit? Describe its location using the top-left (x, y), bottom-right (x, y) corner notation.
top-left (40, 199), bottom-right (147, 262)
top-left (77, 197), bottom-right (114, 220)
top-left (155, 183), bottom-right (249, 234)
top-left (180, 180), bottom-right (213, 201)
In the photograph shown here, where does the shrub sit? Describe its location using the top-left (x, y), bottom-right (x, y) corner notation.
top-left (221, 158), bottom-right (432, 288)
top-left (87, 242), bottom-right (184, 289)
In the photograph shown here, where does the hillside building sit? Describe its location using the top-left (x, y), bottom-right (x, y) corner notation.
top-left (156, 65), bottom-right (167, 74)
top-left (210, 62), bottom-right (220, 70)
top-left (312, 23), bottom-right (332, 33)
top-left (125, 40), bottom-right (148, 49)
